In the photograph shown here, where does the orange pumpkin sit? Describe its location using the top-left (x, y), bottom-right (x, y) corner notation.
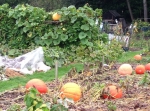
top-left (102, 84), bottom-right (123, 99)
top-left (25, 79), bottom-right (48, 94)
top-left (145, 63), bottom-right (150, 71)
top-left (118, 64), bottom-right (133, 76)
top-left (134, 54), bottom-right (142, 61)
top-left (60, 82), bottom-right (82, 102)
top-left (135, 65), bottom-right (145, 74)
top-left (52, 13), bottom-right (61, 21)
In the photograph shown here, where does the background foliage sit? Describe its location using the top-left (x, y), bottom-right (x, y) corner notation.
top-left (0, 0), bottom-right (150, 23)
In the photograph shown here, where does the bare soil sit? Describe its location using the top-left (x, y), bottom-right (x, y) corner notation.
top-left (0, 63), bottom-right (150, 111)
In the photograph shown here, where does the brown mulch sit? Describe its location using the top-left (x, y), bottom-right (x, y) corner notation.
top-left (0, 63), bottom-right (150, 111)
top-left (5, 68), bottom-right (23, 78)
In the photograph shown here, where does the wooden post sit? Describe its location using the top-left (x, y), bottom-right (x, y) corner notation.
top-left (55, 60), bottom-right (58, 82)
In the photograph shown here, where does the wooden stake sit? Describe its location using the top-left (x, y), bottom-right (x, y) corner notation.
top-left (55, 60), bottom-right (58, 82)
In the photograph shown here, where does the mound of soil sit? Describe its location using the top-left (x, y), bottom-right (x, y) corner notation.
top-left (0, 63), bottom-right (150, 111)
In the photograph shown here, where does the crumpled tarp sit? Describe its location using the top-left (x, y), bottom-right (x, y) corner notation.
top-left (0, 47), bottom-right (51, 74)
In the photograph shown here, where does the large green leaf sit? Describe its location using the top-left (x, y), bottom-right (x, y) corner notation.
top-left (64, 10), bottom-right (70, 15)
top-left (81, 24), bottom-right (89, 31)
top-left (71, 16), bottom-right (77, 23)
top-left (80, 38), bottom-right (88, 45)
top-left (87, 19), bottom-right (95, 26)
top-left (44, 39), bottom-right (52, 46)
top-left (52, 33), bottom-right (58, 39)
top-left (79, 32), bottom-right (87, 39)
top-left (53, 39), bottom-right (60, 45)
top-left (61, 34), bottom-right (68, 41)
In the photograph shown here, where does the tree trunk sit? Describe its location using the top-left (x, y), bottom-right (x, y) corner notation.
top-left (126, 0), bottom-right (134, 21)
top-left (143, 0), bottom-right (148, 22)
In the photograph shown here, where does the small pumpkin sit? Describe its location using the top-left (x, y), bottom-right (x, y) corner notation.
top-left (52, 13), bottom-right (61, 21)
top-left (102, 84), bottom-right (123, 99)
top-left (118, 64), bottom-right (133, 76)
top-left (135, 65), bottom-right (145, 74)
top-left (145, 63), bottom-right (150, 71)
top-left (134, 54), bottom-right (142, 61)
top-left (60, 82), bottom-right (82, 102)
top-left (25, 79), bottom-right (48, 94)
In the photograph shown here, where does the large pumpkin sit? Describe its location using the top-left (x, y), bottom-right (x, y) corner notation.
top-left (25, 79), bottom-right (48, 94)
top-left (134, 54), bottom-right (142, 61)
top-left (145, 63), bottom-right (150, 71)
top-left (118, 64), bottom-right (133, 76)
top-left (60, 82), bottom-right (82, 102)
top-left (102, 84), bottom-right (123, 99)
top-left (135, 65), bottom-right (145, 74)
top-left (52, 13), bottom-right (61, 21)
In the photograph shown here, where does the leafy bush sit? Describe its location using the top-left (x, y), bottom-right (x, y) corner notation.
top-left (0, 4), bottom-right (103, 49)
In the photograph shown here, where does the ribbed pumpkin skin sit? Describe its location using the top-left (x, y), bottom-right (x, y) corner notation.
top-left (102, 85), bottom-right (123, 99)
top-left (135, 65), bottom-right (145, 74)
top-left (60, 82), bottom-right (82, 102)
top-left (118, 64), bottom-right (133, 76)
top-left (25, 79), bottom-right (48, 94)
top-left (52, 13), bottom-right (61, 21)
top-left (134, 55), bottom-right (142, 61)
top-left (145, 63), bottom-right (150, 71)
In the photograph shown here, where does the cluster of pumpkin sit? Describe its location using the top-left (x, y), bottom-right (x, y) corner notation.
top-left (100, 54), bottom-right (150, 100)
top-left (25, 55), bottom-right (150, 103)
top-left (118, 54), bottom-right (150, 76)
top-left (134, 54), bottom-right (150, 74)
top-left (25, 79), bottom-right (122, 102)
top-left (25, 79), bottom-right (82, 102)
top-left (114, 54), bottom-right (150, 99)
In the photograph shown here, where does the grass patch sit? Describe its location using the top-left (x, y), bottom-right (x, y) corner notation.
top-left (0, 63), bottom-right (83, 93)
top-left (117, 50), bottom-right (142, 63)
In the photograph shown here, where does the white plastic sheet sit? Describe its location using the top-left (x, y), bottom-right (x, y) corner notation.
top-left (0, 47), bottom-right (51, 74)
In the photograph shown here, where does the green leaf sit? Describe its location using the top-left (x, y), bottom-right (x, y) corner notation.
top-left (25, 95), bottom-right (34, 108)
top-left (80, 38), bottom-right (88, 45)
top-left (61, 34), bottom-right (68, 41)
top-left (87, 19), bottom-right (95, 26)
top-left (44, 39), bottom-right (52, 46)
top-left (64, 11), bottom-right (70, 15)
top-left (71, 16), bottom-right (77, 23)
top-left (52, 34), bottom-right (58, 39)
top-left (23, 27), bottom-right (29, 33)
top-left (8, 49), bottom-right (16, 56)
top-left (79, 32), bottom-right (87, 39)
top-left (87, 41), bottom-right (93, 47)
top-left (81, 24), bottom-right (89, 31)
top-left (87, 31), bottom-right (92, 39)
top-left (53, 39), bottom-right (60, 45)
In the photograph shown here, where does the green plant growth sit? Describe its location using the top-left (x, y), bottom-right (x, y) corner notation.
top-left (6, 104), bottom-right (22, 111)
top-left (89, 40), bottom-right (123, 64)
top-left (24, 88), bottom-right (50, 111)
top-left (138, 73), bottom-right (150, 86)
top-left (24, 88), bottom-right (68, 111)
top-left (107, 101), bottom-right (117, 111)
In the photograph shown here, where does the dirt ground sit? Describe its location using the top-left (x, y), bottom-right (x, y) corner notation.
top-left (0, 63), bottom-right (150, 111)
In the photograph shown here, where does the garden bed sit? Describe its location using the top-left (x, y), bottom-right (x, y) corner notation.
top-left (0, 63), bottom-right (150, 111)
